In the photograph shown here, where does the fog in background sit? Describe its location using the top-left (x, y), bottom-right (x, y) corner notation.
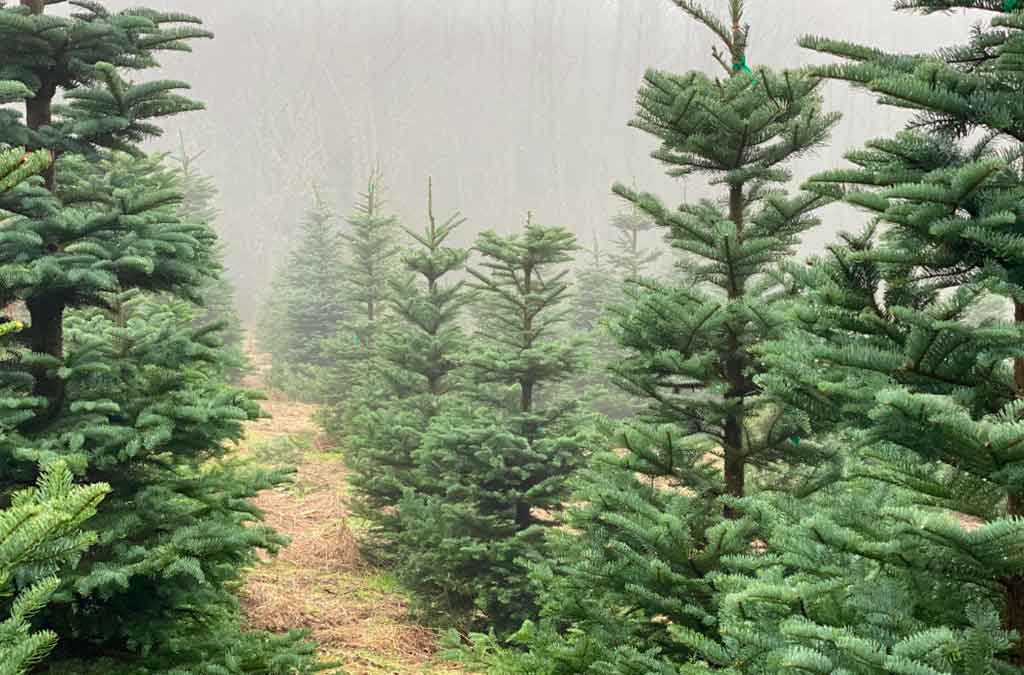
top-left (104, 0), bottom-right (981, 316)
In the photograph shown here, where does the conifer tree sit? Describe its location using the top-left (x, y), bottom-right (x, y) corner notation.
top-left (341, 169), bottom-right (404, 346)
top-left (0, 6), bottom-right (321, 671)
top-left (607, 202), bottom-right (662, 282)
top-left (318, 171), bottom-right (404, 433)
top-left (171, 135), bottom-right (245, 380)
top-left (261, 189), bottom-right (347, 394)
top-left (0, 145), bottom-right (109, 675)
top-left (570, 235), bottom-right (619, 334)
top-left (395, 220), bottom-right (591, 632)
top-left (344, 179), bottom-right (471, 546)
top-left (670, 3), bottom-right (1024, 672)
top-left (483, 1), bottom-right (840, 671)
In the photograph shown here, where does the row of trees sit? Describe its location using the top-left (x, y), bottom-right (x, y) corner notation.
top-left (262, 166), bottom-right (668, 631)
top-left (267, 0), bottom-right (1024, 673)
top-left (0, 3), bottom-right (316, 673)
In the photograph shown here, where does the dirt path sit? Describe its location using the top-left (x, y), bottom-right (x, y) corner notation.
top-left (237, 336), bottom-right (464, 674)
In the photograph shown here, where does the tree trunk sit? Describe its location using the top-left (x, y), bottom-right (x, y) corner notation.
top-left (26, 296), bottom-right (64, 403)
top-left (514, 501), bottom-right (532, 529)
top-left (721, 183), bottom-right (746, 519)
top-left (21, 0), bottom-right (63, 408)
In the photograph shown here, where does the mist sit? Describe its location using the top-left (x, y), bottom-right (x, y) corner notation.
top-left (107, 0), bottom-right (978, 316)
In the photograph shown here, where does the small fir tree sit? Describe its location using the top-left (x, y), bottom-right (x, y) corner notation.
top-left (395, 220), bottom-right (592, 632)
top-left (487, 1), bottom-right (840, 671)
top-left (170, 134), bottom-right (246, 381)
top-left (261, 189), bottom-right (347, 395)
top-left (344, 179), bottom-right (471, 546)
top-left (569, 235), bottom-right (619, 334)
top-left (607, 201), bottom-right (662, 282)
top-left (318, 171), bottom-right (404, 433)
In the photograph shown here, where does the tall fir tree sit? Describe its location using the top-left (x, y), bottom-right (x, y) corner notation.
top-left (0, 145), bottom-right (110, 675)
top-left (395, 220), bottom-right (592, 633)
top-left (261, 189), bottom-right (347, 396)
top-left (0, 6), bottom-right (321, 671)
top-left (670, 2), bottom-right (1024, 672)
top-left (344, 178), bottom-right (471, 547)
top-left (478, 1), bottom-right (840, 671)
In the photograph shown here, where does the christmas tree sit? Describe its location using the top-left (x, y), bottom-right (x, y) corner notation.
top-left (170, 134), bottom-right (246, 382)
top-left (570, 235), bottom-right (620, 334)
top-left (0, 5), bottom-right (321, 671)
top-left (344, 178), bottom-right (471, 547)
top-left (317, 171), bottom-right (405, 434)
top-left (261, 189), bottom-right (347, 396)
top-left (486, 1), bottom-right (840, 670)
top-left (0, 145), bottom-right (110, 675)
top-left (607, 199), bottom-right (662, 282)
top-left (670, 2), bottom-right (1024, 671)
top-left (395, 220), bottom-right (592, 633)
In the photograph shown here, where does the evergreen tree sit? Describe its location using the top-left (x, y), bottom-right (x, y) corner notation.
top-left (570, 235), bottom-right (619, 334)
top-left (671, 3), bottom-right (1024, 671)
top-left (0, 146), bottom-right (109, 675)
top-left (567, 235), bottom-right (634, 419)
top-left (341, 168), bottom-right (404, 346)
top-left (607, 201), bottom-right (662, 282)
top-left (344, 178), bottom-right (471, 546)
top-left (0, 6), bottom-right (321, 671)
top-left (171, 134), bottom-right (246, 381)
top-left (395, 220), bottom-right (591, 633)
top-left (318, 171), bottom-right (404, 433)
top-left (484, 1), bottom-right (840, 671)
top-left (261, 189), bottom-right (347, 395)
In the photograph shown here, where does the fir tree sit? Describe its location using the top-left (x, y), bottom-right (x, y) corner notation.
top-left (607, 201), bottom-right (662, 282)
top-left (570, 235), bottom-right (619, 334)
top-left (0, 6), bottom-right (321, 671)
top-left (671, 3), bottom-right (1024, 671)
top-left (341, 168), bottom-right (404, 346)
top-left (0, 145), bottom-right (109, 675)
top-left (261, 189), bottom-right (347, 395)
top-left (395, 220), bottom-right (591, 632)
top-left (344, 178), bottom-right (471, 546)
top-left (170, 134), bottom-right (246, 381)
top-left (318, 171), bottom-right (404, 433)
top-left (488, 1), bottom-right (840, 671)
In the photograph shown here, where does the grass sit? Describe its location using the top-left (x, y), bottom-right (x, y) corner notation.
top-left (238, 335), bottom-right (471, 674)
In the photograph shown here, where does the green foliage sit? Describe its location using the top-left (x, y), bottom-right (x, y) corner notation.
top-left (261, 190), bottom-right (347, 396)
top-left (489, 1), bottom-right (840, 670)
top-left (671, 4), bottom-right (1024, 671)
top-left (343, 180), bottom-right (471, 546)
top-left (3, 290), bottom-right (321, 672)
top-left (0, 125), bottom-right (110, 675)
top-left (170, 135), bottom-right (246, 383)
top-left (0, 463), bottom-right (108, 675)
top-left (395, 221), bottom-right (594, 633)
top-left (317, 172), bottom-right (405, 429)
top-left (0, 5), bottom-right (322, 670)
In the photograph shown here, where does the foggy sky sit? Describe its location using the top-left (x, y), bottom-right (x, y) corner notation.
top-left (103, 0), bottom-right (981, 316)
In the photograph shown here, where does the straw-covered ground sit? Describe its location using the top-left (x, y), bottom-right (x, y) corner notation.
top-left (236, 337), bottom-right (468, 674)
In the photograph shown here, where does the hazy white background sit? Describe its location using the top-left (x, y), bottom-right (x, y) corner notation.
top-left (100, 0), bottom-right (984, 315)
